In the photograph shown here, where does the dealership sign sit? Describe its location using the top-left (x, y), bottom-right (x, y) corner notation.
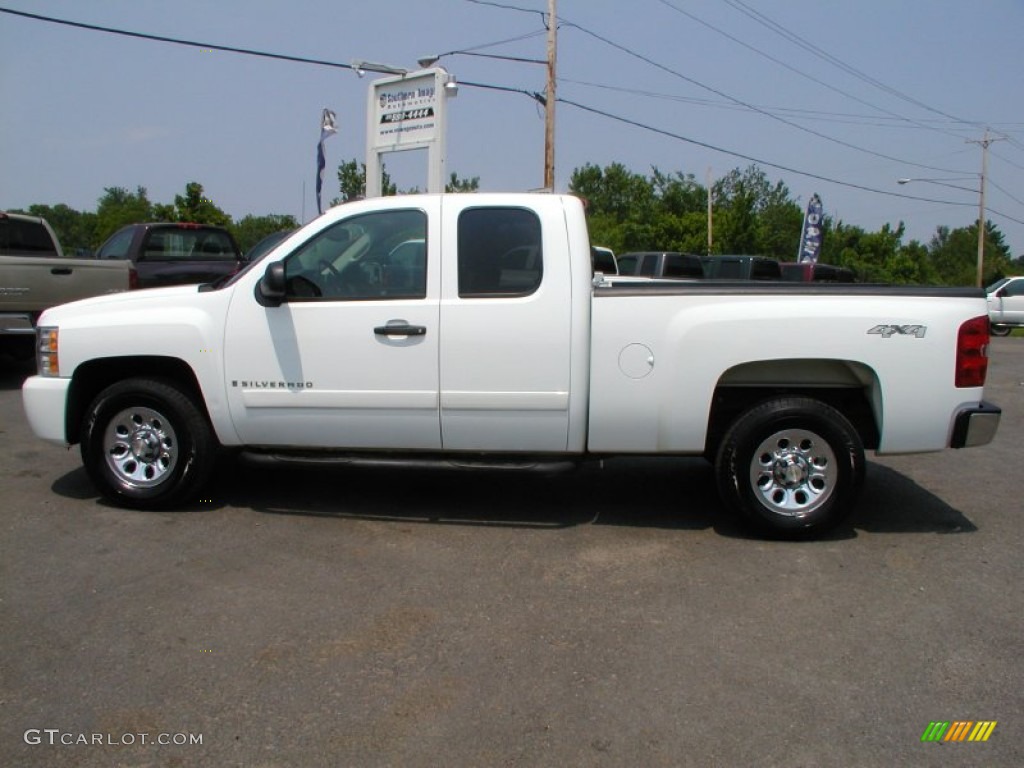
top-left (365, 68), bottom-right (453, 196)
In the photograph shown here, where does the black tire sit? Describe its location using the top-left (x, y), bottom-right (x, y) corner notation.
top-left (80, 378), bottom-right (218, 509)
top-left (714, 397), bottom-right (864, 539)
top-left (989, 323), bottom-right (1012, 337)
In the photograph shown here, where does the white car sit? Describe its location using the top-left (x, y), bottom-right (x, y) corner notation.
top-left (987, 276), bottom-right (1024, 336)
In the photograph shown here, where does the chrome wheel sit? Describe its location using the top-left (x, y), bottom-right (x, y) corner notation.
top-left (102, 406), bottom-right (179, 489)
top-left (749, 428), bottom-right (837, 517)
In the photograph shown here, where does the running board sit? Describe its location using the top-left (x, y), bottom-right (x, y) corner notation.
top-left (239, 450), bottom-right (580, 475)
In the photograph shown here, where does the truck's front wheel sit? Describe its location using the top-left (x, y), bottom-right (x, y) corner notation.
top-left (81, 378), bottom-right (217, 509)
top-left (715, 397), bottom-right (864, 539)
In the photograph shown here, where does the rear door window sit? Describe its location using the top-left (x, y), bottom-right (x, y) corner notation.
top-left (457, 207), bottom-right (543, 297)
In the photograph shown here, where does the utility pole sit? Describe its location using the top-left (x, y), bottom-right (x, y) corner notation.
top-left (706, 167), bottom-right (713, 255)
top-left (544, 0), bottom-right (557, 191)
top-left (967, 129), bottom-right (1004, 288)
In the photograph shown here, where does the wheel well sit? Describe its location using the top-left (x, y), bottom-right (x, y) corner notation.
top-left (706, 385), bottom-right (880, 457)
top-left (66, 356), bottom-right (207, 445)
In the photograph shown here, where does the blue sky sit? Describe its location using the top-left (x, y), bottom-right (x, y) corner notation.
top-left (1, 0), bottom-right (1022, 258)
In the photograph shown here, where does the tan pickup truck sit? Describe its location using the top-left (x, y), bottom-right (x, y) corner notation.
top-left (1, 211), bottom-right (133, 359)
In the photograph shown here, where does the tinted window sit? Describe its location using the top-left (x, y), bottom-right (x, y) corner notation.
top-left (97, 228), bottom-right (134, 259)
top-left (283, 209), bottom-right (427, 301)
top-left (750, 259), bottom-right (781, 280)
top-left (458, 208), bottom-right (542, 297)
top-left (142, 228), bottom-right (237, 262)
top-left (616, 254), bottom-right (639, 275)
top-left (636, 255), bottom-right (657, 276)
top-left (1005, 278), bottom-right (1024, 296)
top-left (0, 217), bottom-right (58, 255)
top-left (662, 254), bottom-right (704, 278)
top-left (716, 260), bottom-right (744, 279)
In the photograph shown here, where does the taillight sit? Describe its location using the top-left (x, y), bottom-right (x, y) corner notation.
top-left (128, 266), bottom-right (139, 290)
top-left (955, 315), bottom-right (989, 388)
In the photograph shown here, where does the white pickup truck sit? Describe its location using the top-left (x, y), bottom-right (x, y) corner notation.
top-left (22, 194), bottom-right (1001, 538)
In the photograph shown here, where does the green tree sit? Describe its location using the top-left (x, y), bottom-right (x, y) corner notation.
top-left (928, 221), bottom-right (1012, 286)
top-left (712, 166), bottom-right (801, 258)
top-left (887, 239), bottom-right (936, 285)
top-left (95, 186), bottom-right (155, 243)
top-left (172, 182), bottom-right (231, 226)
top-left (570, 162), bottom-right (704, 253)
top-left (333, 159), bottom-right (396, 204)
top-left (445, 173), bottom-right (480, 193)
top-left (21, 203), bottom-right (97, 255)
top-left (231, 213), bottom-right (299, 253)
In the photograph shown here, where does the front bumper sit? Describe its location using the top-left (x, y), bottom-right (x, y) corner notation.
top-left (950, 401), bottom-right (1001, 448)
top-left (22, 375), bottom-right (72, 445)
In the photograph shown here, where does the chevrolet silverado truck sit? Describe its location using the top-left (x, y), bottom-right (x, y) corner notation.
top-left (1, 211), bottom-right (133, 359)
top-left (21, 194), bottom-right (1001, 538)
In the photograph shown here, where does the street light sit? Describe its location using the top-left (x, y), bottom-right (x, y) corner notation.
top-left (898, 175), bottom-right (986, 288)
top-left (350, 59), bottom-right (409, 77)
top-left (897, 177), bottom-right (979, 195)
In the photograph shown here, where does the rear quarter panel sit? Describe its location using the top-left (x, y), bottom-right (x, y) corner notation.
top-left (587, 284), bottom-right (988, 455)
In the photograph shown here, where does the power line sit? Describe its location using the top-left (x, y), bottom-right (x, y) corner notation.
top-left (463, 0), bottom-right (548, 24)
top-left (720, 0), bottom-right (984, 132)
top-left (0, 5), bottom-right (355, 70)
top-left (557, 19), bottom-right (968, 176)
top-left (560, 78), bottom-right (1004, 132)
top-left (988, 178), bottom-right (1024, 209)
top-left (5, 3), bottom-right (1020, 227)
top-left (556, 96), bottom-right (1024, 227)
top-left (440, 28), bottom-right (548, 57)
top-left (654, 0), bottom-right (970, 143)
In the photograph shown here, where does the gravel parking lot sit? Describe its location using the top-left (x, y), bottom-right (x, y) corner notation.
top-left (2, 340), bottom-right (1021, 767)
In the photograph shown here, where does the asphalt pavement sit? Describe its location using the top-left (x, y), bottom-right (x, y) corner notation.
top-left (2, 340), bottom-right (1021, 767)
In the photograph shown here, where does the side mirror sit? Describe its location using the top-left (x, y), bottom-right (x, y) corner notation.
top-left (256, 262), bottom-right (287, 307)
top-left (995, 287), bottom-right (1008, 298)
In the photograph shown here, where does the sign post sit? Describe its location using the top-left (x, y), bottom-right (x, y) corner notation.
top-left (365, 67), bottom-right (454, 197)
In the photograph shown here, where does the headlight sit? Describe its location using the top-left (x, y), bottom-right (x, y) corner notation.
top-left (37, 327), bottom-right (59, 377)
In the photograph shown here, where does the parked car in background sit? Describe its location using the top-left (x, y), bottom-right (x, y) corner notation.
top-left (243, 229), bottom-right (295, 264)
top-left (95, 222), bottom-right (243, 288)
top-left (703, 255), bottom-right (782, 280)
top-left (591, 246), bottom-right (618, 275)
top-left (1, 211), bottom-right (132, 359)
top-left (780, 262), bottom-right (856, 283)
top-left (617, 251), bottom-right (705, 279)
top-left (987, 276), bottom-right (1024, 336)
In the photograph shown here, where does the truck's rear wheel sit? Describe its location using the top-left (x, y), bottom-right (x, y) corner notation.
top-left (81, 378), bottom-right (217, 509)
top-left (715, 397), bottom-right (864, 539)
top-left (989, 323), bottom-right (1012, 337)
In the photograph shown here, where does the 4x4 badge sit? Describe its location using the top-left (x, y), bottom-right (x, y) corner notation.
top-left (867, 324), bottom-right (927, 338)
